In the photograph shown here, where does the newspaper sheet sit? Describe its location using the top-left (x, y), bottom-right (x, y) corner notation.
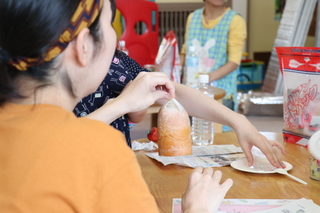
top-left (145, 145), bottom-right (245, 168)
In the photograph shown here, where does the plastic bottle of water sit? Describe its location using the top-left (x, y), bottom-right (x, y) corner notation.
top-left (192, 74), bottom-right (215, 145)
top-left (183, 45), bottom-right (199, 88)
top-left (119, 40), bottom-right (129, 55)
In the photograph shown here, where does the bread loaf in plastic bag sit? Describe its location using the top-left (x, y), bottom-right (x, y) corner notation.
top-left (157, 98), bottom-right (192, 156)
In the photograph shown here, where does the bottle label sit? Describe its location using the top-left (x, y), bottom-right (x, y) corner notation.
top-left (186, 56), bottom-right (199, 67)
top-left (184, 56), bottom-right (199, 88)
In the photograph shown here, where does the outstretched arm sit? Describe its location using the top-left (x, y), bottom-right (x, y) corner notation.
top-left (173, 82), bottom-right (286, 168)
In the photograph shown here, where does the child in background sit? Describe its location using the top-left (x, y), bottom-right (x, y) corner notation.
top-left (180, 0), bottom-right (247, 131)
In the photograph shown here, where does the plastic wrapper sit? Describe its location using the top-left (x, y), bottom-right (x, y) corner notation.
top-left (237, 91), bottom-right (283, 116)
top-left (157, 99), bottom-right (192, 156)
top-left (155, 31), bottom-right (181, 83)
top-left (276, 47), bottom-right (320, 146)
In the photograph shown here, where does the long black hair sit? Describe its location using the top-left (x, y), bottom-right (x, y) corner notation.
top-left (0, 0), bottom-right (115, 106)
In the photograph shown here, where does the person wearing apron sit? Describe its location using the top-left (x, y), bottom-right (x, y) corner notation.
top-left (181, 0), bottom-right (247, 131)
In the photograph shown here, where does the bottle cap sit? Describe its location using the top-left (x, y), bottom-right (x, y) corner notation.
top-left (198, 74), bottom-right (209, 83)
top-left (119, 40), bottom-right (126, 47)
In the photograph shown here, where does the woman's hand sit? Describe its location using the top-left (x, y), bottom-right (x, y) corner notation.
top-left (86, 72), bottom-right (174, 124)
top-left (232, 114), bottom-right (286, 168)
top-left (119, 72), bottom-right (175, 112)
top-left (182, 167), bottom-right (233, 213)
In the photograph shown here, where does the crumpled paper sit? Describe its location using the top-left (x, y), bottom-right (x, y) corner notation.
top-left (132, 141), bottom-right (158, 151)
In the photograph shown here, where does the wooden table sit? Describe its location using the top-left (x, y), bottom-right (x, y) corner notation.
top-left (135, 132), bottom-right (320, 213)
top-left (147, 86), bottom-right (226, 132)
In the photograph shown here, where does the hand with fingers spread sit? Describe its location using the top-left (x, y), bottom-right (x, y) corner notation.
top-left (232, 115), bottom-right (286, 168)
top-left (173, 82), bottom-right (286, 169)
top-left (182, 167), bottom-right (233, 213)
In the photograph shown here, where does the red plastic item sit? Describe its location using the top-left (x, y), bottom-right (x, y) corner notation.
top-left (147, 127), bottom-right (158, 142)
top-left (116, 0), bottom-right (159, 67)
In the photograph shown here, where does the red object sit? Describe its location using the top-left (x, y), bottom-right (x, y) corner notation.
top-left (282, 131), bottom-right (309, 147)
top-left (241, 59), bottom-right (252, 63)
top-left (116, 0), bottom-right (159, 67)
top-left (147, 127), bottom-right (158, 142)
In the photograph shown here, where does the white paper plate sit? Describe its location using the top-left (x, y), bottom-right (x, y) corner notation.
top-left (230, 158), bottom-right (293, 174)
top-left (308, 130), bottom-right (320, 160)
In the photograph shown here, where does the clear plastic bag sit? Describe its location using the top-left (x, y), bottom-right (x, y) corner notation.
top-left (155, 31), bottom-right (181, 83)
top-left (276, 47), bottom-right (320, 146)
top-left (157, 99), bottom-right (192, 156)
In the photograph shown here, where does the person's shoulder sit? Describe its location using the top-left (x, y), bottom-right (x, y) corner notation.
top-left (109, 52), bottom-right (130, 75)
top-left (186, 11), bottom-right (195, 24)
top-left (234, 13), bottom-right (245, 20)
top-left (227, 8), bottom-right (244, 20)
top-left (69, 115), bottom-right (123, 140)
top-left (192, 7), bottom-right (203, 16)
top-left (226, 9), bottom-right (245, 26)
top-left (231, 14), bottom-right (246, 26)
top-left (28, 105), bottom-right (129, 157)
top-left (49, 108), bottom-right (123, 144)
top-left (120, 51), bottom-right (149, 76)
top-left (59, 112), bottom-right (133, 157)
top-left (120, 51), bottom-right (136, 68)
top-left (75, 117), bottom-right (136, 166)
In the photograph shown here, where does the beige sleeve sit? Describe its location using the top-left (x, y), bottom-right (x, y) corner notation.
top-left (227, 14), bottom-right (247, 65)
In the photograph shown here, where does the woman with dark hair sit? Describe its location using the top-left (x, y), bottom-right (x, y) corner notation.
top-left (0, 0), bottom-right (234, 212)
